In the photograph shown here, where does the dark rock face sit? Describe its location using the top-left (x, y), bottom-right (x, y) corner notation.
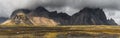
top-left (3, 6), bottom-right (117, 25)
top-left (107, 19), bottom-right (117, 25)
top-left (0, 17), bottom-right (8, 23)
top-left (29, 6), bottom-right (49, 17)
top-left (55, 13), bottom-right (71, 25)
top-left (28, 6), bottom-right (58, 26)
top-left (70, 7), bottom-right (110, 25)
top-left (10, 9), bottom-right (31, 19)
top-left (49, 11), bottom-right (58, 18)
top-left (10, 9), bottom-right (32, 25)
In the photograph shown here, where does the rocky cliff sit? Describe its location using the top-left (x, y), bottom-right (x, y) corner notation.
top-left (28, 6), bottom-right (58, 26)
top-left (1, 6), bottom-right (117, 26)
top-left (1, 9), bottom-right (33, 26)
top-left (71, 7), bottom-right (109, 25)
top-left (107, 19), bottom-right (117, 25)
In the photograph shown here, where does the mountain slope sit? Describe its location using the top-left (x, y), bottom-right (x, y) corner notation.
top-left (28, 6), bottom-right (58, 26)
top-left (1, 6), bottom-right (117, 26)
top-left (71, 7), bottom-right (109, 25)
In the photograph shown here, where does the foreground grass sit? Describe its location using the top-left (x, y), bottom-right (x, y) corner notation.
top-left (0, 25), bottom-right (120, 38)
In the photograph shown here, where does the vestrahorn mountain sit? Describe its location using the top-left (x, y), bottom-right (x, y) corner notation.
top-left (1, 6), bottom-right (117, 26)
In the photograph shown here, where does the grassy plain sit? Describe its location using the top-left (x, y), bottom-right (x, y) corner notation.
top-left (0, 25), bottom-right (120, 38)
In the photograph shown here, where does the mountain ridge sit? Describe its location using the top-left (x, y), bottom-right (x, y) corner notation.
top-left (1, 6), bottom-right (117, 26)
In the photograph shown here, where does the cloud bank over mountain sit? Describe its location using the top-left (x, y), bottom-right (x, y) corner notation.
top-left (0, 0), bottom-right (120, 24)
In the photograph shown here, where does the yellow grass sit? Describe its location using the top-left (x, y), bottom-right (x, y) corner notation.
top-left (0, 25), bottom-right (120, 38)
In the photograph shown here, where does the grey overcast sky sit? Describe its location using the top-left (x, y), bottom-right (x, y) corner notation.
top-left (0, 0), bottom-right (120, 24)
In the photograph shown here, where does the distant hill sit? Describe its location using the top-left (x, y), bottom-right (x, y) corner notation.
top-left (1, 6), bottom-right (117, 26)
top-left (0, 17), bottom-right (8, 24)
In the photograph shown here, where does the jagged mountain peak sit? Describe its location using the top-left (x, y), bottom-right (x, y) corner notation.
top-left (49, 11), bottom-right (58, 18)
top-left (71, 7), bottom-right (112, 25)
top-left (1, 7), bottom-right (118, 26)
top-left (29, 6), bottom-right (50, 17)
top-left (10, 9), bottom-right (31, 18)
top-left (79, 7), bottom-right (103, 13)
top-left (34, 6), bottom-right (49, 12)
top-left (57, 13), bottom-right (71, 19)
